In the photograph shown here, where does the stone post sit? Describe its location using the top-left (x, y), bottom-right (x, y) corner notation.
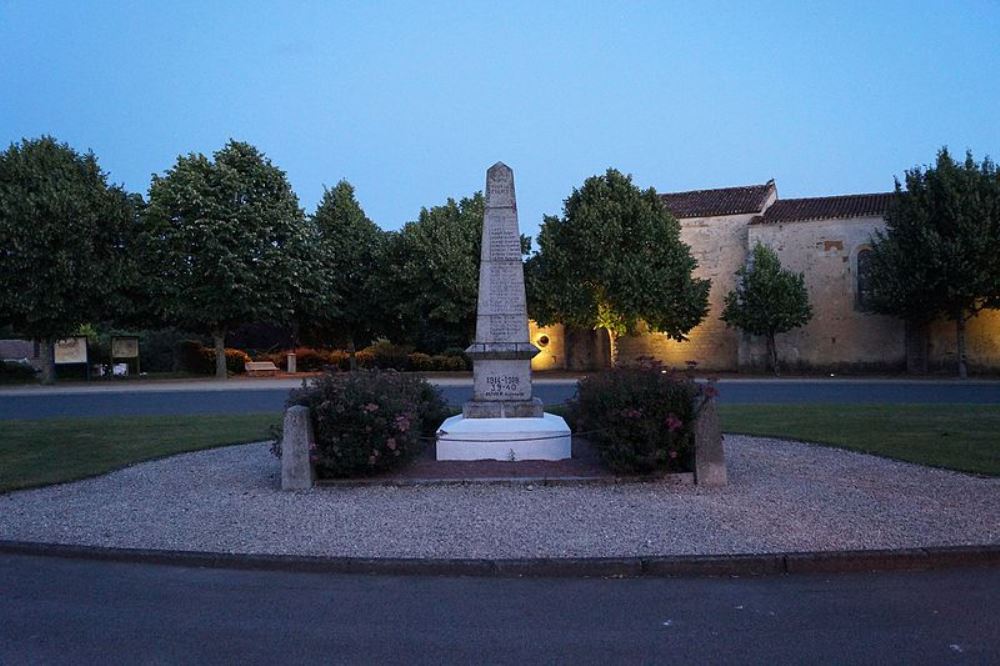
top-left (281, 405), bottom-right (315, 490)
top-left (693, 397), bottom-right (727, 486)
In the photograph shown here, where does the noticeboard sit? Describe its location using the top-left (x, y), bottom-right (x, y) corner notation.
top-left (54, 336), bottom-right (89, 365)
top-left (111, 337), bottom-right (140, 359)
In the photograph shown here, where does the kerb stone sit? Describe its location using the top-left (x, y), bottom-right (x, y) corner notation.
top-left (281, 405), bottom-right (315, 490)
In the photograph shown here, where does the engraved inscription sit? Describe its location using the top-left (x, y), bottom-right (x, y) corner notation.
top-left (481, 374), bottom-right (528, 399)
top-left (488, 264), bottom-right (525, 312)
top-left (488, 315), bottom-right (522, 340)
top-left (488, 227), bottom-right (521, 261)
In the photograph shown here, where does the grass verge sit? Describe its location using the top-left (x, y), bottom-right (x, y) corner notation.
top-left (0, 413), bottom-right (281, 493)
top-left (3, 404), bottom-right (997, 494)
top-left (719, 404), bottom-right (1000, 476)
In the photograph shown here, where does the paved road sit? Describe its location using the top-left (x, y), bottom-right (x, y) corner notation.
top-left (0, 553), bottom-right (997, 664)
top-left (1, 379), bottom-right (999, 419)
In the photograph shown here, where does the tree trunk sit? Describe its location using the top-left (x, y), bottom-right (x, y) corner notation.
top-left (348, 336), bottom-right (357, 372)
top-left (605, 329), bottom-right (618, 368)
top-left (212, 330), bottom-right (227, 380)
top-left (956, 316), bottom-right (968, 379)
top-left (904, 320), bottom-right (929, 375)
top-left (38, 338), bottom-right (55, 385)
top-left (767, 333), bottom-right (780, 377)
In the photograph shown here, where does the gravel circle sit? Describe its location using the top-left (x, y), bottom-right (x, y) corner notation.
top-left (1, 435), bottom-right (997, 559)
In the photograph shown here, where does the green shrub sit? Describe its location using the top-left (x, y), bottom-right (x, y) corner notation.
top-left (354, 350), bottom-right (375, 369)
top-left (570, 358), bottom-right (713, 474)
top-left (177, 340), bottom-right (250, 375)
top-left (441, 346), bottom-right (471, 368)
top-left (408, 352), bottom-right (434, 371)
top-left (360, 339), bottom-right (413, 370)
top-left (290, 347), bottom-right (334, 372)
top-left (282, 369), bottom-right (449, 478)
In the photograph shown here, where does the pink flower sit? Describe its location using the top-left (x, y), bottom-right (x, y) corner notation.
top-left (386, 437), bottom-right (397, 451)
top-left (665, 413), bottom-right (683, 432)
top-left (395, 415), bottom-right (411, 432)
top-left (363, 403), bottom-right (379, 413)
top-left (621, 407), bottom-right (642, 419)
top-left (669, 450), bottom-right (678, 459)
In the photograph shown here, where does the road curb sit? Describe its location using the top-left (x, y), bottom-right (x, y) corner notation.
top-left (1, 540), bottom-right (997, 578)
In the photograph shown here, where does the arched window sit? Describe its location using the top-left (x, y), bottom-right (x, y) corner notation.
top-left (856, 248), bottom-right (873, 310)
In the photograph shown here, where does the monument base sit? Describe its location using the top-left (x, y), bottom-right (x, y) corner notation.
top-left (436, 413), bottom-right (572, 461)
top-left (463, 397), bottom-right (543, 418)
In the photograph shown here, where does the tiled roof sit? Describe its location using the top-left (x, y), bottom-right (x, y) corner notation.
top-left (759, 192), bottom-right (895, 224)
top-left (660, 181), bottom-right (775, 219)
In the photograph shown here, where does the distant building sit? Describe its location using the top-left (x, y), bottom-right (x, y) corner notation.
top-left (530, 180), bottom-right (1000, 373)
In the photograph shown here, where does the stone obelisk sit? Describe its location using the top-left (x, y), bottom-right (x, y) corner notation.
top-left (463, 162), bottom-right (543, 419)
top-left (436, 162), bottom-right (571, 461)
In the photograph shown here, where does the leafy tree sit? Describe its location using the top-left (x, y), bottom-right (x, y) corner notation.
top-left (309, 180), bottom-right (384, 368)
top-left (144, 140), bottom-right (316, 379)
top-left (375, 193), bottom-right (484, 351)
top-left (0, 136), bottom-right (137, 383)
top-left (528, 168), bottom-right (710, 365)
top-left (721, 242), bottom-right (813, 375)
top-left (868, 148), bottom-right (1000, 378)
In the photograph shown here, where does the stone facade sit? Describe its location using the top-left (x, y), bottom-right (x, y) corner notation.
top-left (535, 180), bottom-right (1000, 373)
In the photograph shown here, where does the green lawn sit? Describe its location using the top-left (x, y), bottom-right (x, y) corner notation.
top-left (0, 413), bottom-right (281, 493)
top-left (719, 404), bottom-right (1000, 476)
top-left (2, 404), bottom-right (997, 494)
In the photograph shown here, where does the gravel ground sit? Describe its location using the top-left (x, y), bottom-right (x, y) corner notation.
top-left (1, 435), bottom-right (997, 559)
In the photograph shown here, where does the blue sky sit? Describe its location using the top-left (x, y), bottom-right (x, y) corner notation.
top-left (2, 1), bottom-right (998, 241)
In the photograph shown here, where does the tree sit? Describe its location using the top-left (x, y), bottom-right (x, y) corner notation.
top-left (144, 140), bottom-right (315, 379)
top-left (867, 148), bottom-right (1000, 379)
top-left (0, 136), bottom-right (137, 383)
top-left (309, 180), bottom-right (384, 368)
top-left (376, 193), bottom-right (485, 351)
top-left (721, 242), bottom-right (813, 375)
top-left (527, 168), bottom-right (710, 365)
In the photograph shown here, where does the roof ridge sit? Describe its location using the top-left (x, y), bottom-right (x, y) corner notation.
top-left (774, 191), bottom-right (894, 202)
top-left (659, 182), bottom-right (773, 197)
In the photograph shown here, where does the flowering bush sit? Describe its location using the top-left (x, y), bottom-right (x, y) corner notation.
top-left (570, 358), bottom-right (716, 474)
top-left (282, 369), bottom-right (449, 478)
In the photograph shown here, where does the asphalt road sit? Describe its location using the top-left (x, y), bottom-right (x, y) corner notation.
top-left (0, 553), bottom-right (997, 664)
top-left (1, 379), bottom-right (999, 419)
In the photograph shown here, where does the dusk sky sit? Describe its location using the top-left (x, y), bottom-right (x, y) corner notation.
top-left (2, 1), bottom-right (998, 242)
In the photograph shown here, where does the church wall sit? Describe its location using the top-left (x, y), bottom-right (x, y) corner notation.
top-left (926, 310), bottom-right (1000, 372)
top-left (745, 216), bottom-right (906, 369)
top-left (618, 212), bottom-right (758, 370)
top-left (528, 321), bottom-right (566, 371)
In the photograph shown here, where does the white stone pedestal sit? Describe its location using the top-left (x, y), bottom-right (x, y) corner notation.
top-left (436, 413), bottom-right (572, 461)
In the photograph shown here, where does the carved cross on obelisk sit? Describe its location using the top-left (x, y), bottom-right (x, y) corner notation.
top-left (463, 162), bottom-right (543, 418)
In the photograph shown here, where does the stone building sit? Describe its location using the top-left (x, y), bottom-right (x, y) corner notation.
top-left (530, 180), bottom-right (1000, 373)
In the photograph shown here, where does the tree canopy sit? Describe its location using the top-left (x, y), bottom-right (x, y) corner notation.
top-left (868, 148), bottom-right (1000, 378)
top-left (376, 193), bottom-right (485, 351)
top-left (721, 242), bottom-right (813, 374)
top-left (527, 168), bottom-right (710, 363)
top-left (144, 140), bottom-right (315, 378)
top-left (0, 136), bottom-right (137, 383)
top-left (308, 179), bottom-right (384, 363)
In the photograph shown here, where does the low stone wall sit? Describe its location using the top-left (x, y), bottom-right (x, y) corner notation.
top-left (280, 400), bottom-right (727, 489)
